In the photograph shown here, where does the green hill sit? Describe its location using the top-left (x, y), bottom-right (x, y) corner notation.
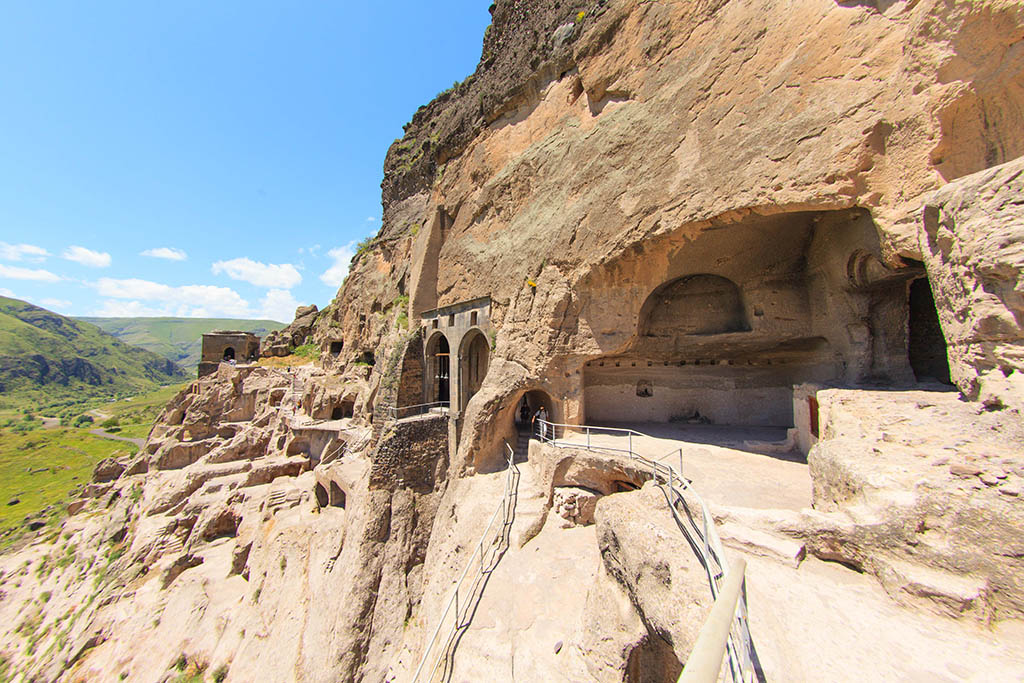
top-left (0, 296), bottom-right (188, 409)
top-left (77, 317), bottom-right (286, 369)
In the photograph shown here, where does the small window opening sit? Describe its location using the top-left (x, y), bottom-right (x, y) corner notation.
top-left (448, 313), bottom-right (455, 326)
top-left (470, 311), bottom-right (478, 326)
top-left (809, 396), bottom-right (820, 438)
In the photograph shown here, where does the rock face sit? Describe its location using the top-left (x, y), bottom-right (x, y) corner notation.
top-left (922, 157), bottom-right (1024, 411)
top-left (260, 304), bottom-right (319, 357)
top-left (3, 1), bottom-right (1024, 680)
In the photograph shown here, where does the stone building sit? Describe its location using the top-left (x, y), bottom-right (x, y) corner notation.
top-left (198, 331), bottom-right (261, 378)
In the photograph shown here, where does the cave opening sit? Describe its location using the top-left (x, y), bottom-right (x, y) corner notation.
top-left (908, 277), bottom-right (952, 385)
top-left (331, 401), bottom-right (354, 420)
top-left (329, 481), bottom-right (346, 508)
top-left (223, 347), bottom-right (235, 361)
top-left (581, 208), bottom-right (917, 431)
top-left (314, 483), bottom-right (328, 508)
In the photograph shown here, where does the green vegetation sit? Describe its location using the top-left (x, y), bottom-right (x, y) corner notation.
top-left (0, 426), bottom-right (133, 547)
top-left (393, 295), bottom-right (410, 330)
top-left (354, 235), bottom-right (376, 261)
top-left (293, 343), bottom-right (320, 360)
top-left (0, 296), bottom-right (188, 415)
top-left (0, 381), bottom-right (185, 549)
top-left (78, 316), bottom-right (286, 370)
top-left (213, 664), bottom-right (230, 683)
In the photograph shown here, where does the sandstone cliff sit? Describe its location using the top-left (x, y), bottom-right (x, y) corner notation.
top-left (2, 1), bottom-right (1024, 681)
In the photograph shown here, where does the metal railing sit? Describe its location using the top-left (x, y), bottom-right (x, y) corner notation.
top-left (536, 419), bottom-right (756, 683)
top-left (389, 401), bottom-right (450, 421)
top-left (411, 442), bottom-right (520, 683)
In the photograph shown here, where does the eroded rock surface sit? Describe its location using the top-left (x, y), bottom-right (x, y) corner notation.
top-left (3, 0), bottom-right (1024, 680)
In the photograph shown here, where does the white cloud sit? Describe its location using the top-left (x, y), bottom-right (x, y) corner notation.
top-left (366, 216), bottom-right (376, 222)
top-left (141, 247), bottom-right (187, 261)
top-left (93, 277), bottom-right (251, 318)
top-left (0, 287), bottom-right (15, 297)
top-left (0, 264), bottom-right (62, 282)
top-left (40, 298), bottom-right (71, 311)
top-left (211, 257), bottom-right (301, 289)
top-left (0, 242), bottom-right (49, 263)
top-left (320, 242), bottom-right (357, 287)
top-left (92, 300), bottom-right (174, 317)
top-left (260, 289), bottom-right (299, 322)
top-left (63, 245), bottom-right (111, 268)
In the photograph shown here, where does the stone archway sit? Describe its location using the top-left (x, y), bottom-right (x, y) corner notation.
top-left (459, 328), bottom-right (490, 411)
top-left (223, 347), bottom-right (235, 361)
top-left (639, 273), bottom-right (749, 337)
top-left (424, 331), bottom-right (451, 404)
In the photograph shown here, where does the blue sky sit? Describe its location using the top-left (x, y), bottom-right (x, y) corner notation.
top-left (0, 2), bottom-right (491, 322)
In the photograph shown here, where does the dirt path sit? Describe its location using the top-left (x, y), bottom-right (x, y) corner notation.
top-left (39, 417), bottom-right (60, 429)
top-left (89, 429), bottom-right (145, 448)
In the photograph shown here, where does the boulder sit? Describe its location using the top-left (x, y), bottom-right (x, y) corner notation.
top-left (922, 158), bottom-right (1024, 412)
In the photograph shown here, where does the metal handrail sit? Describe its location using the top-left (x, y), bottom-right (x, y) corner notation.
top-left (536, 419), bottom-right (755, 682)
top-left (389, 401), bottom-right (450, 421)
top-left (680, 558), bottom-right (748, 683)
top-left (411, 442), bottom-right (519, 682)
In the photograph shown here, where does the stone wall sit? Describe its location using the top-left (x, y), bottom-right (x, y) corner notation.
top-left (370, 414), bottom-right (449, 493)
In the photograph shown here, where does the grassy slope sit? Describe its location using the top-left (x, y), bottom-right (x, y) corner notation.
top-left (0, 382), bottom-right (189, 548)
top-left (0, 427), bottom-right (134, 546)
top-left (0, 297), bottom-right (188, 412)
top-left (89, 382), bottom-right (188, 439)
top-left (78, 317), bottom-right (286, 369)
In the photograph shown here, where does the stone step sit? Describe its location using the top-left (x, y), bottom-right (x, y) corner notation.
top-left (717, 522), bottom-right (807, 568)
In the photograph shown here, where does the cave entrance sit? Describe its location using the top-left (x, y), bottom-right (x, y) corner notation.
top-left (331, 401), bottom-right (354, 420)
top-left (580, 208), bottom-right (921, 431)
top-left (425, 332), bottom-right (450, 404)
top-left (314, 483), bottom-right (328, 508)
top-left (459, 329), bottom-right (490, 410)
top-left (223, 347), bottom-right (235, 361)
top-left (517, 389), bottom-right (556, 440)
top-left (908, 277), bottom-right (952, 384)
top-left (329, 481), bottom-right (346, 508)
top-left (330, 341), bottom-right (343, 356)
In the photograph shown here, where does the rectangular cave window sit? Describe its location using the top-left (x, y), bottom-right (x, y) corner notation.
top-left (448, 313), bottom-right (455, 326)
top-left (432, 319), bottom-right (438, 330)
top-left (809, 396), bottom-right (820, 438)
top-left (330, 341), bottom-right (343, 356)
top-left (470, 311), bottom-right (478, 326)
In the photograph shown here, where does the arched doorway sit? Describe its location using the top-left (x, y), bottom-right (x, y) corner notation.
top-left (459, 329), bottom-right (490, 410)
top-left (425, 332), bottom-right (451, 404)
top-left (515, 389), bottom-right (556, 440)
top-left (908, 278), bottom-right (952, 384)
top-left (223, 347), bottom-right (235, 361)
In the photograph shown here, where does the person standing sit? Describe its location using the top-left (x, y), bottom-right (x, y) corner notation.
top-left (532, 405), bottom-right (549, 440)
